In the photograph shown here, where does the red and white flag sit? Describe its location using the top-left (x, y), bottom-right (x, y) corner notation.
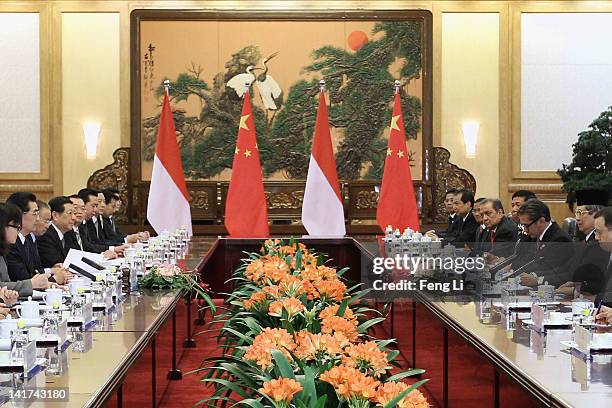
top-left (301, 87), bottom-right (345, 236)
top-left (147, 89), bottom-right (192, 236)
top-left (225, 90), bottom-right (269, 237)
top-left (376, 88), bottom-right (420, 233)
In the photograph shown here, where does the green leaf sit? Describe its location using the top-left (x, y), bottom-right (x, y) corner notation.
top-left (336, 267), bottom-right (350, 277)
top-left (386, 350), bottom-right (400, 361)
top-left (201, 378), bottom-right (252, 399)
top-left (271, 350), bottom-right (295, 379)
top-left (221, 327), bottom-right (254, 345)
top-left (295, 249), bottom-right (303, 270)
top-left (337, 298), bottom-right (349, 317)
top-left (386, 369), bottom-right (426, 382)
top-left (382, 379), bottom-right (428, 408)
top-left (236, 399), bottom-right (265, 408)
top-left (357, 317), bottom-right (385, 333)
top-left (296, 365), bottom-right (317, 408)
top-left (314, 395), bottom-right (328, 408)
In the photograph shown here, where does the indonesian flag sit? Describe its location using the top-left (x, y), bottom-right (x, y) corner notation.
top-left (376, 91), bottom-right (420, 232)
top-left (147, 91), bottom-right (192, 236)
top-left (225, 91), bottom-right (269, 237)
top-left (302, 90), bottom-right (345, 236)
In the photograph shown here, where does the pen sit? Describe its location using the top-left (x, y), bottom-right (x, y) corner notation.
top-left (593, 300), bottom-right (603, 317)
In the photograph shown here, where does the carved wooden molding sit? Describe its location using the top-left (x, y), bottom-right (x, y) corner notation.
top-left (432, 147), bottom-right (476, 224)
top-left (87, 147), bottom-right (131, 223)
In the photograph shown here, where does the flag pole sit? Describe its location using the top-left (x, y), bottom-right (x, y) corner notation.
top-left (319, 79), bottom-right (326, 93)
top-left (394, 79), bottom-right (401, 94)
top-left (163, 79), bottom-right (170, 96)
top-left (243, 81), bottom-right (250, 99)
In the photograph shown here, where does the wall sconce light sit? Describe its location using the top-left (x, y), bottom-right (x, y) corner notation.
top-left (462, 121), bottom-right (479, 158)
top-left (83, 122), bottom-right (101, 159)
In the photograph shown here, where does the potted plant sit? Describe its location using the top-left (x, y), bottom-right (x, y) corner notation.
top-left (557, 106), bottom-right (612, 209)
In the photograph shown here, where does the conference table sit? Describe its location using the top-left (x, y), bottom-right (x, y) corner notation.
top-left (0, 239), bottom-right (214, 408)
top-left (198, 237), bottom-right (612, 408)
top-left (1, 237), bottom-right (610, 407)
top-left (360, 239), bottom-right (612, 408)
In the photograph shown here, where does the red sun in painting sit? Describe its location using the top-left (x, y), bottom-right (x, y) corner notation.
top-left (348, 30), bottom-right (368, 51)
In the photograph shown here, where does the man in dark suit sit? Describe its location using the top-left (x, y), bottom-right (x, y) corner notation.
top-left (95, 191), bottom-right (124, 246)
top-left (101, 189), bottom-right (127, 242)
top-left (78, 189), bottom-right (129, 252)
top-left (557, 190), bottom-right (609, 298)
top-left (33, 200), bottom-right (51, 239)
top-left (443, 188), bottom-right (460, 234)
top-left (472, 197), bottom-right (489, 254)
top-left (480, 198), bottom-right (518, 258)
top-left (592, 208), bottom-right (612, 315)
top-left (5, 192), bottom-right (44, 280)
top-left (0, 201), bottom-right (50, 295)
top-left (427, 189), bottom-right (479, 248)
top-left (78, 189), bottom-right (105, 246)
top-left (37, 196), bottom-right (76, 268)
top-left (516, 199), bottom-right (574, 287)
top-left (100, 189), bottom-right (148, 244)
top-left (510, 190), bottom-right (537, 224)
top-left (5, 193), bottom-right (70, 285)
top-left (66, 195), bottom-right (117, 258)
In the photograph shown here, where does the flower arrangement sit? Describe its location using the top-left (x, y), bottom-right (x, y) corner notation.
top-left (138, 263), bottom-right (214, 311)
top-left (202, 239), bottom-right (428, 408)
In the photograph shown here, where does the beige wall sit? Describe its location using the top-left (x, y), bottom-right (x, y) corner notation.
top-left (62, 12), bottom-right (121, 195)
top-left (55, 2), bottom-right (505, 197)
top-left (440, 12), bottom-right (499, 199)
top-left (3, 0), bottom-right (603, 223)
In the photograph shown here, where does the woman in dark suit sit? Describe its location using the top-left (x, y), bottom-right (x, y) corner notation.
top-left (0, 203), bottom-right (37, 302)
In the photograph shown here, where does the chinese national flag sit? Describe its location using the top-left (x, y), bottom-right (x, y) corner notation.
top-left (225, 91), bottom-right (270, 237)
top-left (376, 92), bottom-right (420, 232)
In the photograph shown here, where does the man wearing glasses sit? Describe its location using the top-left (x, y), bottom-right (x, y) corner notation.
top-left (5, 193), bottom-right (70, 286)
top-left (33, 200), bottom-right (52, 238)
top-left (516, 199), bottom-right (574, 287)
top-left (556, 190), bottom-right (609, 298)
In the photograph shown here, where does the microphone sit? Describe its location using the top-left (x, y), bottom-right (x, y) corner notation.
top-left (81, 257), bottom-right (105, 271)
top-left (493, 256), bottom-right (545, 283)
top-left (68, 263), bottom-right (96, 281)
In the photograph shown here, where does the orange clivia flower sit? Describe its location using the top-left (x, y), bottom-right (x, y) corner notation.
top-left (263, 285), bottom-right (281, 299)
top-left (316, 265), bottom-right (338, 280)
top-left (321, 315), bottom-right (359, 341)
top-left (376, 382), bottom-right (430, 408)
top-left (319, 304), bottom-right (356, 322)
top-left (245, 258), bottom-right (266, 283)
top-left (342, 341), bottom-right (389, 378)
top-left (262, 256), bottom-right (290, 284)
top-left (294, 330), bottom-right (347, 360)
top-left (244, 291), bottom-right (267, 310)
top-left (243, 328), bottom-right (296, 369)
top-left (259, 378), bottom-right (302, 405)
top-left (268, 297), bottom-right (305, 318)
top-left (278, 275), bottom-right (308, 298)
top-left (320, 365), bottom-right (380, 402)
top-left (315, 278), bottom-right (347, 302)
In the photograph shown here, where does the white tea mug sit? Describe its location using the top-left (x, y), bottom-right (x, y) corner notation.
top-left (43, 287), bottom-right (63, 308)
top-left (0, 316), bottom-right (17, 338)
top-left (124, 248), bottom-right (137, 259)
top-left (69, 278), bottom-right (89, 296)
top-left (17, 297), bottom-right (40, 319)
